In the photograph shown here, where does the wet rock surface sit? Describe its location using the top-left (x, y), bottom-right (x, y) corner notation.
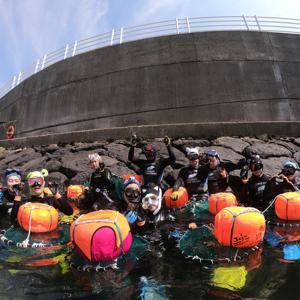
top-left (0, 136), bottom-right (299, 186)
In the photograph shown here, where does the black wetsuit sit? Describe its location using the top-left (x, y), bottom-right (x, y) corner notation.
top-left (198, 160), bottom-right (244, 194)
top-left (80, 167), bottom-right (117, 210)
top-left (263, 177), bottom-right (299, 210)
top-left (11, 191), bottom-right (73, 224)
top-left (247, 174), bottom-right (270, 209)
top-left (128, 145), bottom-right (176, 187)
top-left (173, 165), bottom-right (208, 198)
top-left (0, 189), bottom-right (15, 215)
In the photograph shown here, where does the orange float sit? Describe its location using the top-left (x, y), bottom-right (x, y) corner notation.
top-left (209, 192), bottom-right (238, 215)
top-left (17, 202), bottom-right (58, 233)
top-left (121, 174), bottom-right (142, 184)
top-left (275, 192), bottom-right (300, 221)
top-left (67, 185), bottom-right (85, 200)
top-left (164, 187), bottom-right (189, 208)
top-left (70, 210), bottom-right (132, 262)
top-left (214, 207), bottom-right (265, 248)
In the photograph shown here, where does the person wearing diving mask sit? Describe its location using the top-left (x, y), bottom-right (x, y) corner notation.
top-left (128, 135), bottom-right (176, 189)
top-left (197, 149), bottom-right (247, 195)
top-left (10, 169), bottom-right (73, 224)
top-left (263, 160), bottom-right (300, 209)
top-left (235, 155), bottom-right (270, 209)
top-left (0, 168), bottom-right (25, 217)
top-left (121, 177), bottom-right (145, 232)
top-left (139, 183), bottom-right (174, 232)
top-left (79, 153), bottom-right (117, 211)
top-left (171, 147), bottom-right (208, 202)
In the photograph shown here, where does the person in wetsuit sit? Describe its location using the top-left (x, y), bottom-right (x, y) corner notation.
top-left (197, 149), bottom-right (247, 195)
top-left (11, 169), bottom-right (73, 224)
top-left (119, 176), bottom-right (145, 233)
top-left (0, 168), bottom-right (25, 216)
top-left (171, 147), bottom-right (208, 201)
top-left (138, 183), bottom-right (175, 234)
top-left (79, 153), bottom-right (117, 211)
top-left (236, 155), bottom-right (270, 210)
top-left (263, 160), bottom-right (300, 209)
top-left (128, 135), bottom-right (176, 189)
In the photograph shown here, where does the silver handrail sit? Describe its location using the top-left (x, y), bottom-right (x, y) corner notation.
top-left (1, 15), bottom-right (300, 99)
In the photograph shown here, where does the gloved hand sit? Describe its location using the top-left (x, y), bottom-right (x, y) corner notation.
top-left (238, 158), bottom-right (247, 168)
top-left (240, 165), bottom-right (249, 180)
top-left (124, 210), bottom-right (138, 224)
top-left (163, 136), bottom-right (171, 146)
top-left (48, 181), bottom-right (60, 196)
top-left (12, 183), bottom-right (23, 196)
top-left (170, 191), bottom-right (179, 200)
top-left (219, 168), bottom-right (228, 178)
top-left (131, 134), bottom-right (138, 147)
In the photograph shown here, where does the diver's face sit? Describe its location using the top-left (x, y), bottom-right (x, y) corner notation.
top-left (89, 160), bottom-right (100, 170)
top-left (188, 156), bottom-right (199, 168)
top-left (7, 176), bottom-right (21, 192)
top-left (209, 156), bottom-right (219, 169)
top-left (124, 183), bottom-right (141, 204)
top-left (28, 177), bottom-right (45, 196)
top-left (251, 169), bottom-right (263, 177)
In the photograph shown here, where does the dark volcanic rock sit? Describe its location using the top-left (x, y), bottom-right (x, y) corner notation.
top-left (199, 146), bottom-right (244, 163)
top-left (20, 157), bottom-right (48, 173)
top-left (44, 144), bottom-right (59, 153)
top-left (44, 159), bottom-right (62, 172)
top-left (104, 142), bottom-right (130, 163)
top-left (48, 172), bottom-right (68, 186)
top-left (70, 171), bottom-right (91, 185)
top-left (243, 142), bottom-right (292, 159)
top-left (72, 142), bottom-right (106, 152)
top-left (109, 163), bottom-right (136, 177)
top-left (172, 139), bottom-right (210, 151)
top-left (212, 137), bottom-right (250, 153)
top-left (261, 157), bottom-right (290, 177)
top-left (293, 152), bottom-right (300, 163)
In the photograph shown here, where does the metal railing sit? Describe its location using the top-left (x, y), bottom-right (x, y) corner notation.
top-left (1, 15), bottom-right (300, 99)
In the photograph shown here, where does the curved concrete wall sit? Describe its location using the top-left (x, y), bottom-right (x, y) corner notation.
top-left (1, 30), bottom-right (300, 139)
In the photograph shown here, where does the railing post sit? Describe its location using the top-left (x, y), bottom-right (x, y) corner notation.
top-left (119, 27), bottom-right (123, 44)
top-left (41, 54), bottom-right (47, 70)
top-left (17, 72), bottom-right (22, 85)
top-left (72, 40), bottom-right (78, 56)
top-left (34, 59), bottom-right (40, 73)
top-left (110, 29), bottom-right (115, 46)
top-left (254, 15), bottom-right (261, 31)
top-left (11, 76), bottom-right (17, 89)
top-left (64, 44), bottom-right (69, 59)
top-left (186, 17), bottom-right (191, 33)
top-left (176, 18), bottom-right (180, 34)
top-left (242, 15), bottom-right (249, 31)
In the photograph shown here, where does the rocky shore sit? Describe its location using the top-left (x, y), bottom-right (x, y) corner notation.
top-left (1, 135), bottom-right (300, 186)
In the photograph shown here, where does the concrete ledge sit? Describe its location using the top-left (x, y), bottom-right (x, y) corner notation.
top-left (0, 121), bottom-right (299, 148)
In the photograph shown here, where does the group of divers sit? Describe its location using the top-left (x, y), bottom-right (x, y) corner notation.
top-left (0, 135), bottom-right (299, 267)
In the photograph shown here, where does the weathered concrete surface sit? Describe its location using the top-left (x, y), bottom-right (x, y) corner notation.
top-left (1, 121), bottom-right (300, 149)
top-left (1, 31), bottom-right (300, 139)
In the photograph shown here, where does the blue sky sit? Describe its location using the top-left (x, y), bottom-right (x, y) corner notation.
top-left (0, 0), bottom-right (300, 90)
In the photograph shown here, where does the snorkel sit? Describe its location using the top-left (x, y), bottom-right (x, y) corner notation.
top-left (27, 169), bottom-right (48, 197)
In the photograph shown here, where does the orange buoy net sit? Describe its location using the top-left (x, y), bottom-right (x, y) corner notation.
top-left (164, 187), bottom-right (189, 209)
top-left (70, 210), bottom-right (132, 262)
top-left (214, 206), bottom-right (265, 248)
top-left (275, 192), bottom-right (300, 221)
top-left (209, 192), bottom-right (238, 215)
top-left (17, 202), bottom-right (59, 233)
top-left (67, 185), bottom-right (85, 200)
